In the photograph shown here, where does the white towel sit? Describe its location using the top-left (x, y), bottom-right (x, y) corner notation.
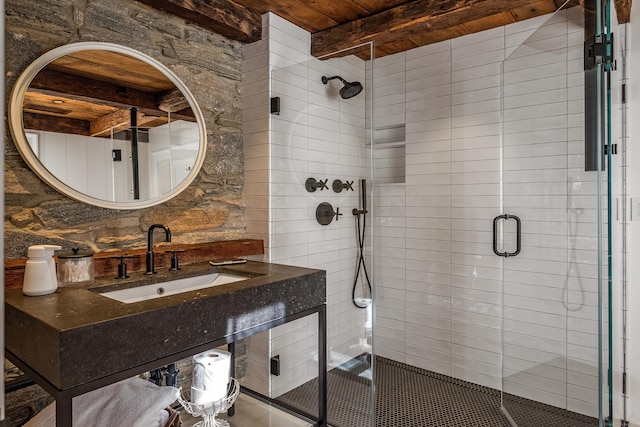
top-left (24, 377), bottom-right (179, 427)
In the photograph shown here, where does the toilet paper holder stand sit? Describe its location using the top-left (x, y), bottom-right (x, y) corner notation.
top-left (178, 377), bottom-right (240, 427)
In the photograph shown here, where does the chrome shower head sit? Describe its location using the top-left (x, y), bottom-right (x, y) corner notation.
top-left (321, 75), bottom-right (363, 99)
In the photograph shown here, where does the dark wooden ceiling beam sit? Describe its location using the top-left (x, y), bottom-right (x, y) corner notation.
top-left (312, 0), bottom-right (569, 57)
top-left (31, 69), bottom-right (163, 113)
top-left (29, 69), bottom-right (195, 121)
top-left (89, 110), bottom-right (150, 137)
top-left (158, 88), bottom-right (191, 113)
top-left (136, 0), bottom-right (262, 42)
top-left (23, 112), bottom-right (90, 136)
top-left (132, 0), bottom-right (632, 57)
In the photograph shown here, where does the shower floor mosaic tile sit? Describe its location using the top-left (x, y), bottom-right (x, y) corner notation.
top-left (278, 356), bottom-right (599, 427)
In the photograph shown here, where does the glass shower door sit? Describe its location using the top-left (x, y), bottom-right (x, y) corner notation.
top-left (266, 43), bottom-right (375, 427)
top-left (500, 2), bottom-right (609, 425)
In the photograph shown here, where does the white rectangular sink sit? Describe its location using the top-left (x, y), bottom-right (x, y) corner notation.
top-left (99, 272), bottom-right (248, 304)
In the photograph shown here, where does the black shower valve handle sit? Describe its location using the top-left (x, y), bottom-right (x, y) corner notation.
top-left (315, 202), bottom-right (343, 225)
top-left (305, 177), bottom-right (328, 192)
top-left (332, 179), bottom-right (354, 193)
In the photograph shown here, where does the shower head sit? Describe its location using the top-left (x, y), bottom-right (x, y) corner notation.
top-left (321, 75), bottom-right (363, 99)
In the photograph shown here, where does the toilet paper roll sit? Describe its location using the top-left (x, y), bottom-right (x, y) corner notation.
top-left (191, 349), bottom-right (231, 405)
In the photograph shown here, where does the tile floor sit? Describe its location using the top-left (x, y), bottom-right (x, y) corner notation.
top-left (279, 356), bottom-right (599, 427)
top-left (181, 393), bottom-right (312, 427)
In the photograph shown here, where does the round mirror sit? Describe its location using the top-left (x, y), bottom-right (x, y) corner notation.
top-left (8, 42), bottom-right (207, 209)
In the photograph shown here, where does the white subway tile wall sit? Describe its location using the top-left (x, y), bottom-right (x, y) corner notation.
top-left (242, 13), bottom-right (371, 399)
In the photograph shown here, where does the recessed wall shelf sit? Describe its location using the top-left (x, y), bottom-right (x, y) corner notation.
top-left (373, 124), bottom-right (406, 184)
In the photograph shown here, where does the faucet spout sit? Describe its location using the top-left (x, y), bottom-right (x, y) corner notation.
top-left (145, 224), bottom-right (172, 274)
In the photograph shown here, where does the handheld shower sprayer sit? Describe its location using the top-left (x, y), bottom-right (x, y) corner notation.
top-left (352, 179), bottom-right (372, 309)
top-left (322, 75), bottom-right (363, 99)
top-left (352, 179), bottom-right (368, 216)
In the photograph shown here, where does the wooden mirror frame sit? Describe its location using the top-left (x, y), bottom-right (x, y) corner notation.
top-left (8, 42), bottom-right (207, 210)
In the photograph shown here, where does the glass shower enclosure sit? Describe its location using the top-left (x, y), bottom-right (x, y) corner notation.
top-left (265, 43), bottom-right (375, 427)
top-left (499, 2), bottom-right (612, 425)
top-left (263, 1), bottom-right (615, 425)
top-left (370, 1), bottom-right (614, 426)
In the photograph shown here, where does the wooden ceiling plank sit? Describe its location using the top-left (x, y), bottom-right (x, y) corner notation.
top-left (311, 0), bottom-right (559, 57)
top-left (509, 0), bottom-right (559, 21)
top-left (351, 0), bottom-right (412, 14)
top-left (615, 0), bottom-right (632, 23)
top-left (136, 0), bottom-right (262, 43)
top-left (50, 51), bottom-right (172, 92)
top-left (462, 11), bottom-right (515, 33)
top-left (233, 0), bottom-right (338, 32)
top-left (302, 0), bottom-right (371, 23)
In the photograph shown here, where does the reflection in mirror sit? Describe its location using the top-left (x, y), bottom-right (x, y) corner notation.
top-left (10, 43), bottom-right (206, 209)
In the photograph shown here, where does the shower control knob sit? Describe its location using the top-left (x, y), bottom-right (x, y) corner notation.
top-left (305, 177), bottom-right (328, 192)
top-left (332, 179), bottom-right (354, 193)
top-left (316, 202), bottom-right (342, 225)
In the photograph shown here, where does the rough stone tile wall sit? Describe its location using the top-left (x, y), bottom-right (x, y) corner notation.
top-left (4, 0), bottom-right (247, 260)
top-left (4, 0), bottom-right (250, 423)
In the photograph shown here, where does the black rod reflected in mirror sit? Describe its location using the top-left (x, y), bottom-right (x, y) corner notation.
top-left (130, 107), bottom-right (140, 200)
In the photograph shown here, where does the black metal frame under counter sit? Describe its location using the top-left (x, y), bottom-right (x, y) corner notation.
top-left (5, 261), bottom-right (327, 427)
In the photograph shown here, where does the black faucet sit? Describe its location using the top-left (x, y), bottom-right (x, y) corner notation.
top-left (145, 224), bottom-right (171, 274)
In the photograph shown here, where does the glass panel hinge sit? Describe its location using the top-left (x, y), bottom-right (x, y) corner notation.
top-left (584, 33), bottom-right (615, 70)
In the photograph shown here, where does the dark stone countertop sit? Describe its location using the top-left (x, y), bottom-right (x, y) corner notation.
top-left (5, 260), bottom-right (326, 391)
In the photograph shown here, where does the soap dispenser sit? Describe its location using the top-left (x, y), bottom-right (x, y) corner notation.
top-left (23, 245), bottom-right (62, 296)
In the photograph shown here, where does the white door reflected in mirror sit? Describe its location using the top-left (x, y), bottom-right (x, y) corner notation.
top-left (27, 120), bottom-right (199, 202)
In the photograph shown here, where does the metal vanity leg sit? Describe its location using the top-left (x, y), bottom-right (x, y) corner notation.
top-left (228, 341), bottom-right (235, 417)
top-left (56, 394), bottom-right (72, 427)
top-left (318, 304), bottom-right (327, 427)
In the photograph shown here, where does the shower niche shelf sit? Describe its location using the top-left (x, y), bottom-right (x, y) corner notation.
top-left (372, 124), bottom-right (406, 184)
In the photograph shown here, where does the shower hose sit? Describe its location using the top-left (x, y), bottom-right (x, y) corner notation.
top-left (352, 179), bottom-right (372, 309)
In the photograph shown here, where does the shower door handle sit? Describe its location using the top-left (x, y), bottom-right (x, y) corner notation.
top-left (493, 214), bottom-right (521, 257)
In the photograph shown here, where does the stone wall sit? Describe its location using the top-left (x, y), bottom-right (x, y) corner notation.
top-left (4, 0), bottom-right (247, 260)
